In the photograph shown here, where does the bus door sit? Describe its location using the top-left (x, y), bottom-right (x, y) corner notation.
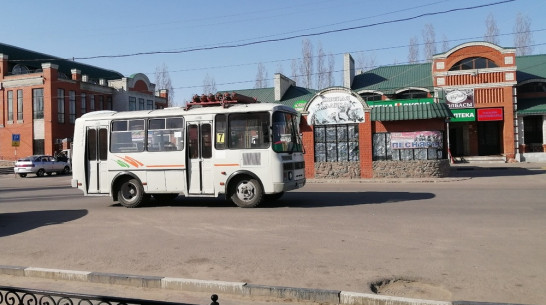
top-left (187, 121), bottom-right (214, 195)
top-left (86, 125), bottom-right (109, 194)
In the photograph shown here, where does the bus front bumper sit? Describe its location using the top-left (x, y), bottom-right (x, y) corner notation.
top-left (273, 178), bottom-right (306, 193)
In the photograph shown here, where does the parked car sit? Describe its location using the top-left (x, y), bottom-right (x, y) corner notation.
top-left (14, 155), bottom-right (71, 177)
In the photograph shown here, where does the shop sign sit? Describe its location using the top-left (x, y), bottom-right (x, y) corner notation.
top-left (293, 100), bottom-right (307, 113)
top-left (450, 109), bottom-right (476, 122)
top-left (477, 108), bottom-right (503, 121)
top-left (391, 131), bottom-right (443, 149)
top-left (307, 92), bottom-right (365, 125)
top-left (368, 98), bottom-right (433, 108)
top-left (445, 88), bottom-right (474, 109)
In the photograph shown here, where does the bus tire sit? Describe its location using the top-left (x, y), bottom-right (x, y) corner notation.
top-left (118, 178), bottom-right (145, 208)
top-left (230, 177), bottom-right (263, 208)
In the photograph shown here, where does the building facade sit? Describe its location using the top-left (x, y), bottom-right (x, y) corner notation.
top-left (0, 43), bottom-right (167, 160)
top-left (230, 42), bottom-right (546, 179)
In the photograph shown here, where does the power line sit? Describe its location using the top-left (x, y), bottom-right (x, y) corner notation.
top-left (73, 0), bottom-right (515, 60)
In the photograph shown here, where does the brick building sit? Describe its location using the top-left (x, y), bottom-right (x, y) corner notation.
top-left (229, 42), bottom-right (546, 179)
top-left (0, 43), bottom-right (168, 160)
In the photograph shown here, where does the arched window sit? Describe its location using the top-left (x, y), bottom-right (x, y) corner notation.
top-left (449, 57), bottom-right (498, 71)
top-left (395, 89), bottom-right (428, 99)
top-left (359, 92), bottom-right (382, 101)
top-left (12, 64), bottom-right (30, 75)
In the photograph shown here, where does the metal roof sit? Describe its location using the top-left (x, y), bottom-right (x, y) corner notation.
top-left (0, 42), bottom-right (124, 80)
top-left (516, 54), bottom-right (546, 83)
top-left (352, 63), bottom-right (433, 95)
top-left (371, 102), bottom-right (453, 121)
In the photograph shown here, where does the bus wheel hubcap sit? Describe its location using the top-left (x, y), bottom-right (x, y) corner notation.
top-left (237, 182), bottom-right (255, 202)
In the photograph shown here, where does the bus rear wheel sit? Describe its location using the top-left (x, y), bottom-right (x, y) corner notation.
top-left (230, 177), bottom-right (263, 208)
top-left (118, 178), bottom-right (145, 208)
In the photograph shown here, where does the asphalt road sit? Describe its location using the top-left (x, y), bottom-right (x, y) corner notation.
top-left (1, 166), bottom-right (545, 304)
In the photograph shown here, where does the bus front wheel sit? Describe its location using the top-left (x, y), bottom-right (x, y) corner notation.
top-left (230, 177), bottom-right (263, 208)
top-left (118, 178), bottom-right (145, 208)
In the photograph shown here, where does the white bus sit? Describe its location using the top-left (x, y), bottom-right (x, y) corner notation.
top-left (71, 94), bottom-right (306, 208)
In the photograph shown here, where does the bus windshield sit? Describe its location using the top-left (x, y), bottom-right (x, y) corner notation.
top-left (272, 111), bottom-right (303, 153)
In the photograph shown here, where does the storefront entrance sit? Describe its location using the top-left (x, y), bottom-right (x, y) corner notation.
top-left (478, 121), bottom-right (501, 155)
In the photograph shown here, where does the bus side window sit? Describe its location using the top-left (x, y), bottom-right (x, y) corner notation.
top-left (215, 114), bottom-right (226, 150)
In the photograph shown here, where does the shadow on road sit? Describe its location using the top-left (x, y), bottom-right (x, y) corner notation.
top-left (450, 166), bottom-right (546, 178)
top-left (122, 191), bottom-right (435, 209)
top-left (0, 209), bottom-right (88, 237)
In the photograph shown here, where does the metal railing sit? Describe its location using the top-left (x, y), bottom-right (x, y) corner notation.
top-left (0, 286), bottom-right (219, 305)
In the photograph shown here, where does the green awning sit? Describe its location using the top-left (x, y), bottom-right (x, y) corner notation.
top-left (371, 102), bottom-right (453, 121)
top-left (517, 98), bottom-right (546, 115)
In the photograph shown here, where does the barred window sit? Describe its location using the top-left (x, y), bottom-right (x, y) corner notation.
top-left (314, 124), bottom-right (359, 162)
top-left (17, 90), bottom-right (23, 121)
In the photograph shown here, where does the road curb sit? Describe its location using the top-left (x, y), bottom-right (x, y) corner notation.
top-left (0, 265), bottom-right (526, 305)
top-left (0, 265), bottom-right (454, 305)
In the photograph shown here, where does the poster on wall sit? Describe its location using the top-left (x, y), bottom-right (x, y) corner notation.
top-left (391, 131), bottom-right (443, 149)
top-left (307, 91), bottom-right (365, 125)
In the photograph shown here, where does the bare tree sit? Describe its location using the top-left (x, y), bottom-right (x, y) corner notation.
top-left (254, 63), bottom-right (269, 88)
top-left (327, 53), bottom-right (335, 87)
top-left (299, 39), bottom-right (314, 89)
top-left (154, 63), bottom-right (174, 107)
top-left (422, 23), bottom-right (437, 62)
top-left (441, 34), bottom-right (450, 53)
top-left (408, 36), bottom-right (420, 64)
top-left (514, 13), bottom-right (534, 56)
top-left (202, 73), bottom-right (216, 95)
top-left (290, 59), bottom-right (299, 84)
top-left (484, 13), bottom-right (500, 45)
top-left (316, 43), bottom-right (328, 89)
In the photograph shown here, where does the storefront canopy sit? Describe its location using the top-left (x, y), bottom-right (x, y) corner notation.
top-left (517, 98), bottom-right (546, 115)
top-left (371, 102), bottom-right (453, 121)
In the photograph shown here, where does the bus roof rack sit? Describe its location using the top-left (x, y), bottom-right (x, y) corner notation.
top-left (185, 92), bottom-right (258, 110)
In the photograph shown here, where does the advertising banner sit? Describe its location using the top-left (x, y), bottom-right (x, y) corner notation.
top-left (307, 91), bottom-right (365, 125)
top-left (477, 108), bottom-right (503, 121)
top-left (391, 131), bottom-right (443, 149)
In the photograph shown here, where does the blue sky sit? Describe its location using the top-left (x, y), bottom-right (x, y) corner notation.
top-left (2, 0), bottom-right (545, 105)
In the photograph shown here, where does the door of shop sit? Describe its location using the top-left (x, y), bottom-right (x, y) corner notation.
top-left (478, 121), bottom-right (501, 155)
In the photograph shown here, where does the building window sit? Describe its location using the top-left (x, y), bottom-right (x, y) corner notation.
top-left (449, 57), bottom-right (498, 71)
top-left (33, 88), bottom-right (44, 119)
top-left (373, 132), bottom-right (444, 161)
top-left (57, 89), bottom-right (65, 123)
top-left (81, 93), bottom-right (87, 115)
top-left (523, 115), bottom-right (544, 152)
top-left (69, 91), bottom-right (76, 123)
top-left (7, 91), bottom-right (13, 122)
top-left (147, 100), bottom-right (154, 110)
top-left (97, 95), bottom-right (103, 110)
top-left (138, 98), bottom-right (145, 110)
top-left (314, 124), bottom-right (359, 162)
top-left (89, 94), bottom-right (95, 112)
top-left (105, 96), bottom-right (112, 110)
top-left (33, 139), bottom-right (45, 155)
top-left (129, 97), bottom-right (136, 111)
top-left (17, 89), bottom-right (23, 121)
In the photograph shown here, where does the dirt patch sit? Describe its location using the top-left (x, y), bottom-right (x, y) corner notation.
top-left (370, 278), bottom-right (452, 301)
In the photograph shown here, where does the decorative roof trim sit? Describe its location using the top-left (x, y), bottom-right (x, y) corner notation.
top-left (433, 42), bottom-right (516, 60)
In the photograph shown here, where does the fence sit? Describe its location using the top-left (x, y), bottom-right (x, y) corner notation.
top-left (0, 286), bottom-right (219, 305)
